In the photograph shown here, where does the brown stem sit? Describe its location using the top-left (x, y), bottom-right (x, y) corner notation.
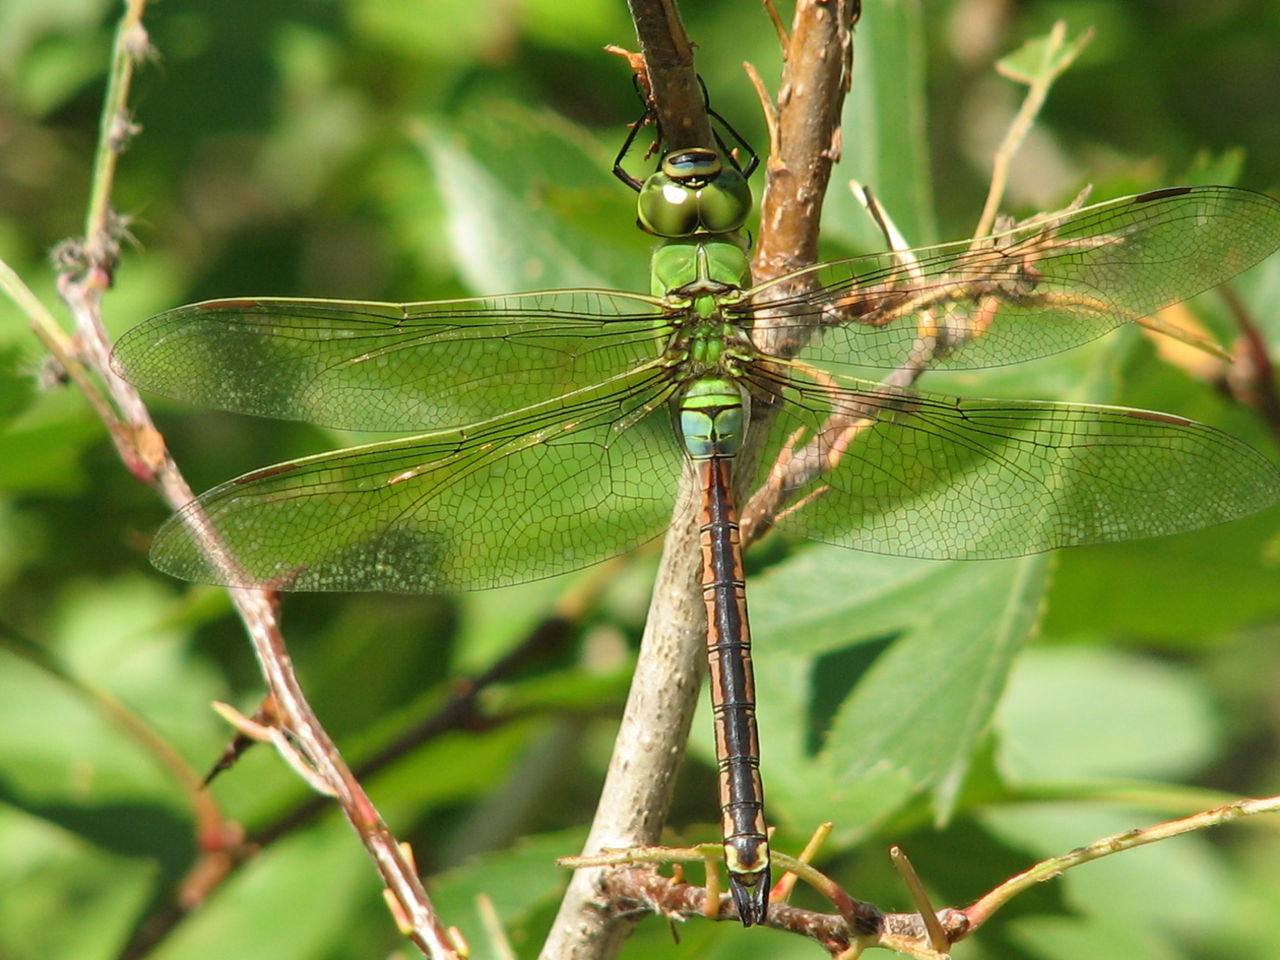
top-left (753, 0), bottom-right (858, 282)
top-left (1221, 283), bottom-right (1280, 444)
top-left (625, 0), bottom-right (713, 149)
top-left (540, 2), bottom-right (858, 955)
top-left (38, 2), bottom-right (462, 956)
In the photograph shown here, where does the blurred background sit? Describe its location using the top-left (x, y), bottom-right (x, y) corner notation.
top-left (2, 1), bottom-right (1280, 958)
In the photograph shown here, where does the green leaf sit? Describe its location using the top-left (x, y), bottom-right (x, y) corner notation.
top-left (431, 829), bottom-right (584, 936)
top-left (416, 105), bottom-right (650, 295)
top-left (1181, 148), bottom-right (1245, 187)
top-left (0, 390), bottom-right (99, 495)
top-left (0, 345), bottom-right (36, 424)
top-left (996, 23), bottom-right (1093, 87)
top-left (351, 0), bottom-right (508, 63)
top-left (455, 577), bottom-right (572, 674)
top-left (0, 0), bottom-right (110, 115)
top-left (997, 646), bottom-right (1221, 783)
top-left (0, 809), bottom-right (154, 960)
top-left (0, 576), bottom-right (225, 855)
top-left (1044, 344), bottom-right (1280, 643)
top-left (145, 823), bottom-right (381, 960)
top-left (722, 549), bottom-right (1050, 843)
top-left (363, 718), bottom-right (549, 815)
top-left (1002, 914), bottom-right (1182, 960)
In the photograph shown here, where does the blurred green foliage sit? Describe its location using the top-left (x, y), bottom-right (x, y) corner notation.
top-left (2, 1), bottom-right (1280, 958)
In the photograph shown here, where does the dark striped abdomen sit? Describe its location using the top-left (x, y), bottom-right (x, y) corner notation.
top-left (698, 456), bottom-right (770, 924)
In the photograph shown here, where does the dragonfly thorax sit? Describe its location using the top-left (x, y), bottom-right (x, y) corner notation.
top-left (650, 235), bottom-right (750, 310)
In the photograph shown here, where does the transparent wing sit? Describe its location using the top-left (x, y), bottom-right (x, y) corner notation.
top-left (746, 365), bottom-right (1280, 559)
top-left (741, 186), bottom-right (1280, 371)
top-left (112, 290), bottom-right (670, 432)
top-left (150, 369), bottom-right (685, 592)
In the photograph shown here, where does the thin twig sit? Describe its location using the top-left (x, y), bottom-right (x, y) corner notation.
top-left (122, 403), bottom-right (618, 959)
top-left (889, 847), bottom-right (947, 955)
top-left (567, 845), bottom-right (882, 931)
top-left (972, 22), bottom-right (1092, 238)
top-left (568, 789), bottom-right (1280, 957)
top-left (19, 2), bottom-right (461, 957)
top-left (752, 0), bottom-right (857, 282)
top-left (762, 0), bottom-right (789, 52)
top-left (772, 820), bottom-right (833, 904)
top-left (1221, 283), bottom-right (1280, 443)
top-left (255, 568), bottom-right (605, 846)
top-left (962, 795), bottom-right (1280, 933)
top-left (743, 61), bottom-right (780, 160)
top-left (2, 257), bottom-right (145, 477)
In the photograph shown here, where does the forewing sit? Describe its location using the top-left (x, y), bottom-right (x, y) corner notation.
top-left (112, 290), bottom-right (669, 431)
top-left (742, 186), bottom-right (1280, 371)
top-left (150, 370), bottom-right (684, 592)
top-left (747, 366), bottom-right (1280, 559)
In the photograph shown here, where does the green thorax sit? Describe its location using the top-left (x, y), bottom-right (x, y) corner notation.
top-left (651, 234), bottom-right (750, 366)
top-left (650, 234), bottom-right (750, 309)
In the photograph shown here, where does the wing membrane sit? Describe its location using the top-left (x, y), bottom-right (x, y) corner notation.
top-left (742, 186), bottom-right (1280, 371)
top-left (151, 368), bottom-right (684, 591)
top-left (112, 290), bottom-right (669, 431)
top-left (746, 365), bottom-right (1280, 559)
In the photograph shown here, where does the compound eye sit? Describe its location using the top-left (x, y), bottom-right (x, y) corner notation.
top-left (695, 167), bottom-right (752, 234)
top-left (637, 173), bottom-right (700, 237)
top-left (637, 150), bottom-right (754, 236)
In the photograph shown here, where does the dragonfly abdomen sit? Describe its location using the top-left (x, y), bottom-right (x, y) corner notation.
top-left (695, 449), bottom-right (771, 925)
top-left (680, 378), bottom-right (770, 923)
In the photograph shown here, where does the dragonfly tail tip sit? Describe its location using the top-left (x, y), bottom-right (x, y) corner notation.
top-left (728, 866), bottom-right (771, 927)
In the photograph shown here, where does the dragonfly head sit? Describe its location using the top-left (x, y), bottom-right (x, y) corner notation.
top-left (637, 147), bottom-right (752, 238)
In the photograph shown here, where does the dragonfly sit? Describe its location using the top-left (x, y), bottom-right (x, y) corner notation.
top-left (112, 116), bottom-right (1280, 924)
